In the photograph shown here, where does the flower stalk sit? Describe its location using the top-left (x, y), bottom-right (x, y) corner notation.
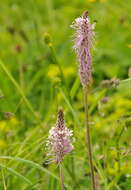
top-left (71, 11), bottom-right (96, 189)
top-left (59, 164), bottom-right (65, 190)
top-left (84, 87), bottom-right (96, 190)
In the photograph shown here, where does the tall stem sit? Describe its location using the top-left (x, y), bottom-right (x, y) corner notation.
top-left (59, 164), bottom-right (65, 190)
top-left (84, 87), bottom-right (96, 190)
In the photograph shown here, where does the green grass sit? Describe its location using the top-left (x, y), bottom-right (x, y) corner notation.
top-left (0, 0), bottom-right (131, 189)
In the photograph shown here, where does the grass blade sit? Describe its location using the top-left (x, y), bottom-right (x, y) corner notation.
top-left (0, 163), bottom-right (32, 185)
top-left (0, 156), bottom-right (58, 180)
top-left (59, 87), bottom-right (81, 126)
top-left (0, 59), bottom-right (39, 121)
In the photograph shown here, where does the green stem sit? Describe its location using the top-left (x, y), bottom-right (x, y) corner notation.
top-left (120, 77), bottom-right (131, 84)
top-left (116, 122), bottom-right (125, 172)
top-left (59, 164), bottom-right (65, 190)
top-left (18, 57), bottom-right (25, 123)
top-left (48, 45), bottom-right (66, 87)
top-left (83, 87), bottom-right (96, 190)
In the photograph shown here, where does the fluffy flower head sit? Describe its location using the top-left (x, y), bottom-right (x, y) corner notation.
top-left (46, 109), bottom-right (73, 164)
top-left (71, 11), bottom-right (95, 87)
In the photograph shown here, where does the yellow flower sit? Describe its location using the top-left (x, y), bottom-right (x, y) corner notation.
top-left (108, 167), bottom-right (116, 176)
top-left (0, 121), bottom-right (8, 132)
top-left (128, 44), bottom-right (131, 48)
top-left (47, 64), bottom-right (60, 79)
top-left (0, 140), bottom-right (7, 148)
top-left (114, 162), bottom-right (119, 171)
top-left (116, 98), bottom-right (131, 107)
top-left (100, 0), bottom-right (107, 2)
top-left (64, 67), bottom-right (74, 78)
top-left (110, 150), bottom-right (117, 158)
top-left (107, 162), bottom-right (119, 176)
top-left (88, 0), bottom-right (96, 2)
top-left (10, 117), bottom-right (18, 126)
top-left (0, 117), bottom-right (18, 132)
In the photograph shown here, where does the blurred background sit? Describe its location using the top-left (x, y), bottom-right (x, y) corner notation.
top-left (0, 0), bottom-right (131, 189)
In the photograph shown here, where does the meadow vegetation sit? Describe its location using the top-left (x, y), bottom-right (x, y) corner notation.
top-left (0, 0), bottom-right (131, 189)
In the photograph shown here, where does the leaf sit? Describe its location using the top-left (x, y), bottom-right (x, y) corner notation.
top-left (0, 163), bottom-right (32, 185)
top-left (0, 156), bottom-right (58, 180)
top-left (0, 59), bottom-right (39, 121)
top-left (70, 77), bottom-right (80, 99)
top-left (59, 87), bottom-right (81, 126)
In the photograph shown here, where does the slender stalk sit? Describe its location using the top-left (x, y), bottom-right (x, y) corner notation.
top-left (59, 164), bottom-right (65, 190)
top-left (19, 58), bottom-right (24, 123)
top-left (83, 87), bottom-right (96, 190)
top-left (48, 45), bottom-right (66, 87)
top-left (116, 122), bottom-right (125, 172)
top-left (1, 170), bottom-right (7, 190)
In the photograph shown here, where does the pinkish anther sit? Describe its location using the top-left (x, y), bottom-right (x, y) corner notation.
top-left (46, 109), bottom-right (73, 164)
top-left (71, 11), bottom-right (95, 87)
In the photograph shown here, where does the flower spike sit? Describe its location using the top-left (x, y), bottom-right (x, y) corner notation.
top-left (71, 11), bottom-right (95, 87)
top-left (46, 109), bottom-right (73, 164)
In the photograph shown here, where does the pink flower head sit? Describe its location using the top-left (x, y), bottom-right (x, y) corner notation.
top-left (71, 11), bottom-right (95, 87)
top-left (46, 109), bottom-right (73, 164)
